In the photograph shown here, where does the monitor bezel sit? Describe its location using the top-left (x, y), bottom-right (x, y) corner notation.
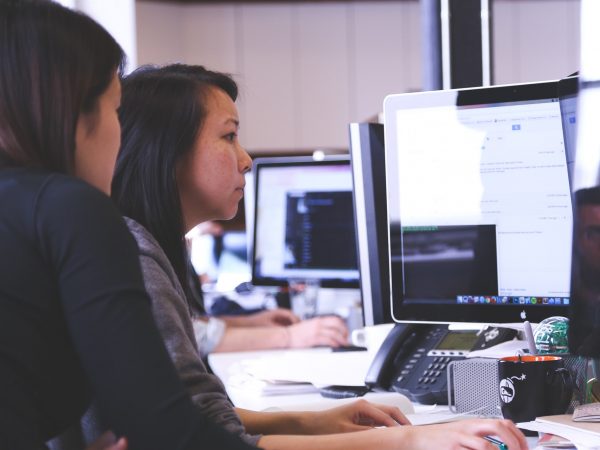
top-left (250, 155), bottom-right (360, 288)
top-left (349, 122), bottom-right (393, 325)
top-left (383, 80), bottom-right (577, 324)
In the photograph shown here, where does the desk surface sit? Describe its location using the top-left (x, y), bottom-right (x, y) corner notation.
top-left (208, 347), bottom-right (401, 412)
top-left (209, 347), bottom-right (543, 448)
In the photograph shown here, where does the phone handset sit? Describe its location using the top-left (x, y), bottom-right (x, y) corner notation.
top-left (364, 323), bottom-right (418, 391)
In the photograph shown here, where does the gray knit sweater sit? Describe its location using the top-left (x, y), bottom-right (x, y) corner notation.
top-left (124, 218), bottom-right (260, 446)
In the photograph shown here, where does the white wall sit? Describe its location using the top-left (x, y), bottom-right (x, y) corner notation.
top-left (56, 0), bottom-right (138, 73)
top-left (79, 0), bottom-right (138, 73)
top-left (136, 0), bottom-right (580, 152)
top-left (493, 0), bottom-right (580, 85)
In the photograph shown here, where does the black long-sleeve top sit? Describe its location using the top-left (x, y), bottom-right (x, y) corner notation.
top-left (0, 168), bottom-right (256, 450)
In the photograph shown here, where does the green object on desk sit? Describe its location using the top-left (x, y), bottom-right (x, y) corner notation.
top-left (586, 377), bottom-right (600, 403)
top-left (534, 316), bottom-right (569, 354)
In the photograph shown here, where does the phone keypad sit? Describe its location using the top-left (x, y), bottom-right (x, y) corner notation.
top-left (417, 356), bottom-right (452, 384)
top-left (392, 329), bottom-right (466, 404)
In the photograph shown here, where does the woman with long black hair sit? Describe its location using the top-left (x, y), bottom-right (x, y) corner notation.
top-left (111, 63), bottom-right (529, 450)
top-left (0, 2), bottom-right (255, 449)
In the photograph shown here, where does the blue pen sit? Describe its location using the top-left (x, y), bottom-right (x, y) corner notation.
top-left (484, 436), bottom-right (508, 450)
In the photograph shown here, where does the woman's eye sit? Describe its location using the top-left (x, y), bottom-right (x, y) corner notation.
top-left (225, 132), bottom-right (237, 142)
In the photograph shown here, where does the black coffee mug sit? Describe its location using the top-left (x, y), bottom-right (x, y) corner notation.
top-left (498, 355), bottom-right (573, 423)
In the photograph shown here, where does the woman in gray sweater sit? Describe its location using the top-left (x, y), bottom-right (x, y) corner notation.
top-left (110, 63), bottom-right (527, 450)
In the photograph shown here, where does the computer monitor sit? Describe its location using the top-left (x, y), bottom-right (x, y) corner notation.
top-left (251, 156), bottom-right (360, 288)
top-left (383, 80), bottom-right (576, 324)
top-left (244, 169), bottom-right (255, 268)
top-left (349, 123), bottom-right (393, 325)
top-left (566, 74), bottom-right (600, 358)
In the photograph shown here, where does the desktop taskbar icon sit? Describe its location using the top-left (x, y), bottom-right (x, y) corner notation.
top-left (456, 295), bottom-right (570, 305)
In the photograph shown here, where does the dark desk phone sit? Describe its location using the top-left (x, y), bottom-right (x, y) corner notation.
top-left (365, 323), bottom-right (517, 404)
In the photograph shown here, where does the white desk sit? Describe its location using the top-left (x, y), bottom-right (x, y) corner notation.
top-left (209, 347), bottom-right (541, 448)
top-left (208, 347), bottom-right (415, 412)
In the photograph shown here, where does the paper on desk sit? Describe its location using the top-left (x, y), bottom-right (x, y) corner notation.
top-left (241, 349), bottom-right (372, 387)
top-left (518, 415), bottom-right (600, 450)
top-left (406, 411), bottom-right (480, 426)
top-left (467, 339), bottom-right (529, 359)
top-left (227, 371), bottom-right (319, 396)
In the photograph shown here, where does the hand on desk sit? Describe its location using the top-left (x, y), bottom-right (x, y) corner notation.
top-left (255, 412), bottom-right (528, 450)
top-left (212, 314), bottom-right (348, 353)
top-left (306, 398), bottom-right (410, 434)
top-left (406, 419), bottom-right (528, 450)
top-left (238, 398), bottom-right (406, 437)
top-left (221, 307), bottom-right (349, 348)
top-left (287, 316), bottom-right (348, 348)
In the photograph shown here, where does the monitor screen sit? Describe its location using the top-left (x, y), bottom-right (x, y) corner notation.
top-left (384, 80), bottom-right (575, 323)
top-left (251, 156), bottom-right (359, 287)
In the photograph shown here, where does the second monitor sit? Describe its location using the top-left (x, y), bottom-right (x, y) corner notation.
top-left (251, 156), bottom-right (359, 288)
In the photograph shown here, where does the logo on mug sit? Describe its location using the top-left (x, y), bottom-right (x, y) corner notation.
top-left (499, 374), bottom-right (526, 404)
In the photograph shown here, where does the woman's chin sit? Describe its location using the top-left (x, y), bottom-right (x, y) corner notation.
top-left (223, 205), bottom-right (239, 221)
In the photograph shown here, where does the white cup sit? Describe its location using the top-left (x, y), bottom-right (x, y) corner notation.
top-left (351, 323), bottom-right (395, 353)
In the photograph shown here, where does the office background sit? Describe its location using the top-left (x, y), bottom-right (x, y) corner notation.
top-left (60, 0), bottom-right (581, 152)
top-left (135, 0), bottom-right (581, 152)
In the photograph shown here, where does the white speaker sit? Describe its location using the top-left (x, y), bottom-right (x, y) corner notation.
top-left (448, 358), bottom-right (500, 416)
